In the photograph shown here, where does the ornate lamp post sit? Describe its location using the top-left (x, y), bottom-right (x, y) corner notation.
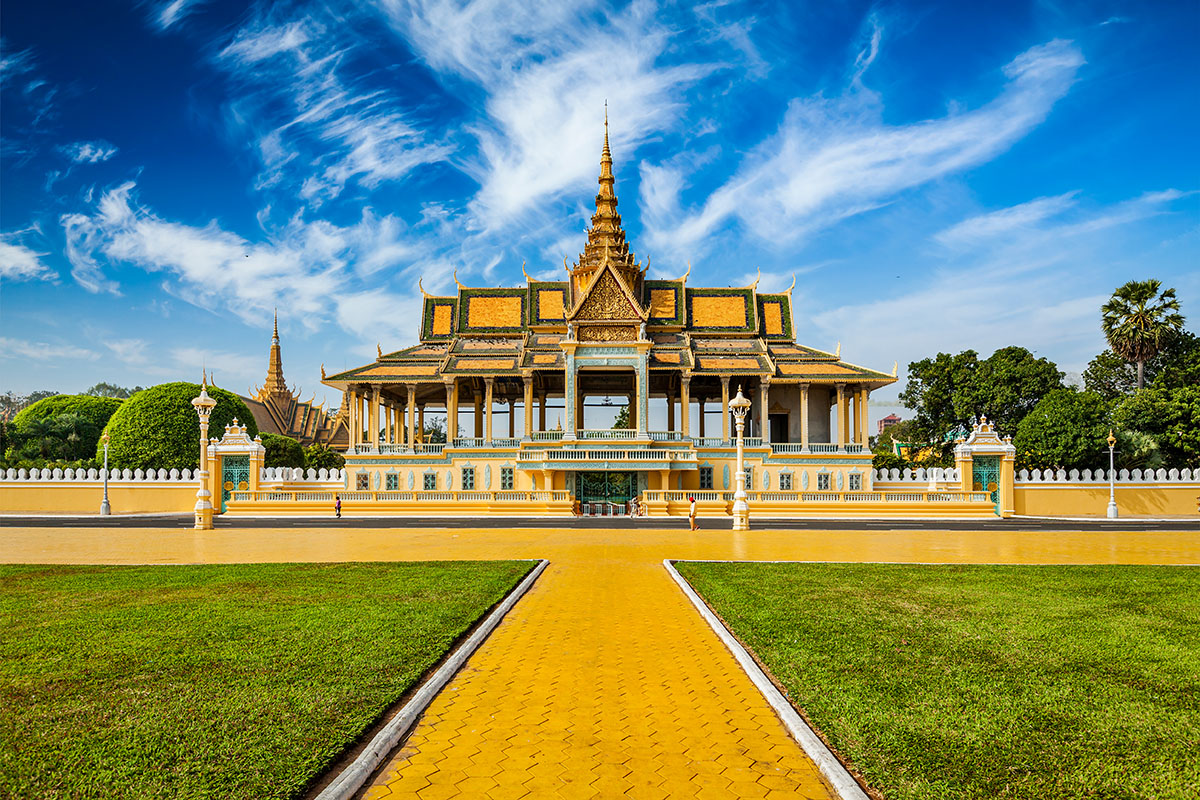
top-left (99, 432), bottom-right (111, 515)
top-left (1106, 429), bottom-right (1118, 519)
top-left (729, 385), bottom-right (753, 531)
top-left (192, 379), bottom-right (218, 530)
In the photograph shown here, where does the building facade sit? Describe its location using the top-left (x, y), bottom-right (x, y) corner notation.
top-left (321, 124), bottom-right (900, 513)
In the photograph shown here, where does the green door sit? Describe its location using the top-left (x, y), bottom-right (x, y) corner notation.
top-left (221, 455), bottom-right (250, 513)
top-left (972, 456), bottom-right (1001, 515)
top-left (575, 471), bottom-right (636, 507)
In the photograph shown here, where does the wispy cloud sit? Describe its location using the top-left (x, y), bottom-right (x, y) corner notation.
top-left (382, 0), bottom-right (714, 229)
top-left (151, 0), bottom-right (207, 31)
top-left (642, 39), bottom-right (1086, 258)
top-left (0, 231), bottom-right (55, 282)
top-left (59, 140), bottom-right (119, 164)
top-left (216, 9), bottom-right (452, 206)
top-left (935, 192), bottom-right (1080, 248)
top-left (0, 336), bottom-right (96, 361)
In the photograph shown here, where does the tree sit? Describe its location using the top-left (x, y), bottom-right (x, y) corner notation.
top-left (304, 442), bottom-right (345, 470)
top-left (1013, 389), bottom-right (1110, 471)
top-left (612, 405), bottom-right (630, 429)
top-left (900, 347), bottom-right (1063, 462)
top-left (260, 433), bottom-right (306, 468)
top-left (1111, 386), bottom-right (1200, 468)
top-left (1085, 331), bottom-right (1199, 400)
top-left (10, 395), bottom-right (122, 462)
top-left (873, 419), bottom-right (917, 456)
top-left (101, 382), bottom-right (257, 470)
top-left (84, 382), bottom-right (144, 399)
top-left (422, 417), bottom-right (447, 444)
top-left (1101, 279), bottom-right (1186, 389)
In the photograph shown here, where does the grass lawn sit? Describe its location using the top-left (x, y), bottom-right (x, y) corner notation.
top-left (675, 562), bottom-right (1200, 800)
top-left (0, 560), bottom-right (534, 799)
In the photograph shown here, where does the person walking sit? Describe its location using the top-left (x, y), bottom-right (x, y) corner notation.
top-left (688, 495), bottom-right (697, 531)
top-left (334, 494), bottom-right (342, 519)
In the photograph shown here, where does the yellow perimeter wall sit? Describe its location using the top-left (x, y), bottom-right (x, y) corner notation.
top-left (1014, 484), bottom-right (1199, 517)
top-left (0, 484), bottom-right (198, 515)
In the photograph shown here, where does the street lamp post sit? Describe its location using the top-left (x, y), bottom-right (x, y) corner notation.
top-left (99, 432), bottom-right (111, 515)
top-left (729, 385), bottom-right (753, 531)
top-left (1106, 429), bottom-right (1118, 519)
top-left (192, 379), bottom-right (218, 530)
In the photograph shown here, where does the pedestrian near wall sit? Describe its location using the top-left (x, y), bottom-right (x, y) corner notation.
top-left (688, 495), bottom-right (697, 531)
top-left (334, 494), bottom-right (341, 519)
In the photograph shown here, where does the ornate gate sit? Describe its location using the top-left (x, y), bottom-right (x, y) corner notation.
top-left (575, 471), bottom-right (636, 508)
top-left (972, 455), bottom-right (1001, 515)
top-left (221, 455), bottom-right (251, 513)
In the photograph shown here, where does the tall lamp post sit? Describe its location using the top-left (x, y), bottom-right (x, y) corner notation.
top-left (1106, 429), bottom-right (1118, 519)
top-left (192, 379), bottom-right (217, 530)
top-left (729, 385), bottom-right (753, 531)
top-left (99, 432), bottom-right (111, 515)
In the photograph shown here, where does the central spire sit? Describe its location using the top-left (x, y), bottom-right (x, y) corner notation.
top-left (571, 107), bottom-right (640, 300)
top-left (265, 308), bottom-right (288, 395)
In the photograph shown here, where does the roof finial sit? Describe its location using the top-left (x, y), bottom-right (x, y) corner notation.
top-left (678, 259), bottom-right (692, 284)
top-left (786, 273), bottom-right (796, 295)
top-left (453, 268), bottom-right (465, 290)
top-left (273, 308), bottom-right (278, 342)
top-left (521, 260), bottom-right (532, 282)
top-left (418, 277), bottom-right (430, 298)
top-left (377, 343), bottom-right (383, 358)
top-left (748, 268), bottom-right (761, 291)
top-left (835, 341), bottom-right (841, 358)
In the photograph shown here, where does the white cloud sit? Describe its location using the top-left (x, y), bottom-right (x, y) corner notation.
top-left (60, 141), bottom-right (119, 164)
top-left (104, 338), bottom-right (150, 365)
top-left (382, 0), bottom-right (712, 228)
top-left (0, 235), bottom-right (55, 281)
top-left (935, 192), bottom-right (1079, 248)
top-left (170, 346), bottom-right (263, 388)
top-left (58, 181), bottom-right (434, 347)
top-left (643, 39), bottom-right (1086, 255)
top-left (217, 11), bottom-right (452, 205)
top-left (0, 337), bottom-right (96, 361)
top-left (152, 0), bottom-right (207, 31)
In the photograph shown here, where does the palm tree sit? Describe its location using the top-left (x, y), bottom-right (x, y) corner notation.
top-left (1101, 279), bottom-right (1186, 390)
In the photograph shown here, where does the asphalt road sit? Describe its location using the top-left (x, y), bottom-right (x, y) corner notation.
top-left (2, 514), bottom-right (1197, 532)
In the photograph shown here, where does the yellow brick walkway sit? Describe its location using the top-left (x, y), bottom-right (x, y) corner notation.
top-left (4, 525), bottom-right (1198, 799)
top-left (362, 558), bottom-right (833, 800)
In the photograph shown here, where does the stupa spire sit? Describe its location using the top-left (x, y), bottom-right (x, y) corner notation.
top-left (264, 309), bottom-right (287, 395)
top-left (570, 106), bottom-right (639, 298)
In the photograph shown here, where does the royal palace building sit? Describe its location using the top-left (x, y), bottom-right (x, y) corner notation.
top-left (321, 124), bottom-right (899, 514)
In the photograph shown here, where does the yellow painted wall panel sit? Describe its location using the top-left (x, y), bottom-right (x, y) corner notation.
top-left (1, 484), bottom-right (197, 514)
top-left (1014, 485), bottom-right (1199, 517)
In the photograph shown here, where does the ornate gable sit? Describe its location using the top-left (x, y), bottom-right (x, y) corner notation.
top-left (570, 264), bottom-right (646, 322)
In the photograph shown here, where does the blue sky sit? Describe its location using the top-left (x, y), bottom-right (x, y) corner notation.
top-left (2, 0), bottom-right (1197, 415)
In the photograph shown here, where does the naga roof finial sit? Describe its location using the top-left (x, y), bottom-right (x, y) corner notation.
top-left (320, 364), bottom-right (326, 379)
top-left (418, 277), bottom-right (430, 298)
top-left (748, 268), bottom-right (761, 291)
top-left (678, 259), bottom-right (692, 284)
top-left (377, 343), bottom-right (383, 358)
top-left (786, 273), bottom-right (796, 294)
top-left (453, 269), bottom-right (465, 290)
top-left (835, 341), bottom-right (842, 358)
top-left (521, 260), bottom-right (532, 282)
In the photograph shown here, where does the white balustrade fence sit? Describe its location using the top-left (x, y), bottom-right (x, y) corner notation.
top-left (259, 467), bottom-right (347, 483)
top-left (1016, 467), bottom-right (1195, 483)
top-left (873, 467), bottom-right (961, 483)
top-left (2, 467), bottom-right (197, 482)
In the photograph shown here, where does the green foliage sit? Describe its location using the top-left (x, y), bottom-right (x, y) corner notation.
top-left (101, 382), bottom-right (257, 470)
top-left (83, 382), bottom-right (145, 399)
top-left (900, 347), bottom-right (1063, 460)
top-left (0, 389), bottom-right (58, 420)
top-left (872, 419), bottom-right (916, 455)
top-left (259, 433), bottom-right (305, 469)
top-left (677, 562), bottom-right (1200, 800)
top-left (871, 451), bottom-right (913, 472)
top-left (0, 562), bottom-right (533, 799)
top-left (1085, 331), bottom-right (1200, 400)
top-left (1100, 279), bottom-right (1186, 389)
top-left (612, 404), bottom-right (631, 429)
top-left (1114, 429), bottom-right (1164, 472)
top-left (422, 417), bottom-right (447, 444)
top-left (1111, 386), bottom-right (1200, 468)
top-left (303, 442), bottom-right (345, 471)
top-left (1013, 389), bottom-right (1110, 471)
top-left (12, 394), bottom-right (122, 431)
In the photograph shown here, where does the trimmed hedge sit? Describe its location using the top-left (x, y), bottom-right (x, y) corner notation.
top-left (12, 395), bottom-right (123, 430)
top-left (101, 382), bottom-right (257, 470)
top-left (260, 433), bottom-right (305, 468)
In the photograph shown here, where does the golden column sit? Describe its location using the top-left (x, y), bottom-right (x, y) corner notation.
top-left (473, 384), bottom-right (483, 438)
top-left (484, 378), bottom-right (494, 443)
top-left (800, 383), bottom-right (810, 452)
top-left (720, 377), bottom-right (731, 444)
top-left (445, 381), bottom-right (458, 444)
top-left (680, 376), bottom-right (690, 438)
top-left (836, 383), bottom-right (847, 450)
top-left (418, 403), bottom-right (425, 444)
top-left (523, 377), bottom-right (534, 438)
top-left (370, 385), bottom-right (381, 452)
top-left (406, 384), bottom-right (417, 449)
top-left (759, 380), bottom-right (771, 443)
top-left (859, 388), bottom-right (871, 445)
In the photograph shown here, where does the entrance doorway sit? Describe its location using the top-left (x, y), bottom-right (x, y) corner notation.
top-left (769, 413), bottom-right (789, 443)
top-left (575, 471), bottom-right (636, 512)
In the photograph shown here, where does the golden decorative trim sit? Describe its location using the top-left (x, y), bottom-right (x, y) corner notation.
top-left (579, 325), bottom-right (636, 342)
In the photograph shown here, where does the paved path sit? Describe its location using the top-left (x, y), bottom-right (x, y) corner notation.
top-left (3, 526), bottom-right (1198, 799)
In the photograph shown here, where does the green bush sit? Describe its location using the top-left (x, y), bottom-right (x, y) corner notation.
top-left (260, 433), bottom-right (305, 468)
top-left (11, 395), bottom-right (122, 460)
top-left (12, 394), bottom-right (122, 429)
top-left (1111, 385), bottom-right (1200, 468)
top-left (101, 382), bottom-right (257, 471)
top-left (303, 442), bottom-right (346, 471)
